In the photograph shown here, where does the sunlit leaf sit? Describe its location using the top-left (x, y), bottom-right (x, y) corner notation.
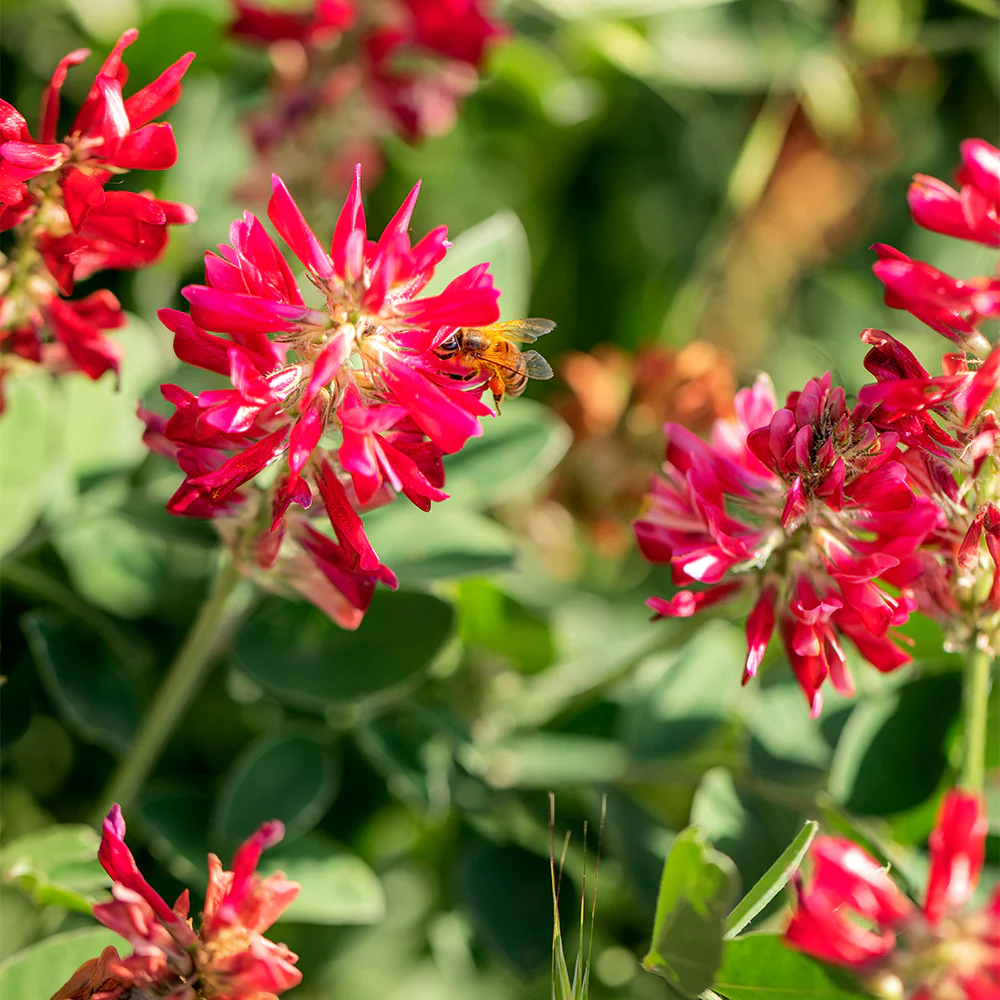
top-left (724, 820), bottom-right (818, 939)
top-left (264, 832), bottom-right (385, 926)
top-left (0, 926), bottom-right (122, 999)
top-left (0, 374), bottom-right (52, 557)
top-left (642, 826), bottom-right (738, 997)
top-left (442, 399), bottom-right (572, 508)
top-left (0, 824), bottom-right (108, 913)
top-left (713, 933), bottom-right (872, 999)
top-left (362, 502), bottom-right (515, 584)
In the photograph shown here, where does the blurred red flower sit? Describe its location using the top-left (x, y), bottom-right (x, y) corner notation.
top-left (53, 804), bottom-right (302, 1000)
top-left (786, 789), bottom-right (996, 999)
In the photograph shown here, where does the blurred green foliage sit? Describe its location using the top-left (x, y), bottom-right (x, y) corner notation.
top-left (1, 0), bottom-right (999, 997)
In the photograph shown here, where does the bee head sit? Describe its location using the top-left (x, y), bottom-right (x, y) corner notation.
top-left (461, 330), bottom-right (490, 351)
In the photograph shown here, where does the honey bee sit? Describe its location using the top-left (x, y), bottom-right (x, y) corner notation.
top-left (435, 318), bottom-right (555, 408)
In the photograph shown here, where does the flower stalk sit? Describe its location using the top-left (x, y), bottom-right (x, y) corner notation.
top-left (962, 644), bottom-right (994, 796)
top-left (95, 557), bottom-right (251, 819)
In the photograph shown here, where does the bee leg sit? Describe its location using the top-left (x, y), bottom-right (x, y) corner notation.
top-left (489, 374), bottom-right (505, 412)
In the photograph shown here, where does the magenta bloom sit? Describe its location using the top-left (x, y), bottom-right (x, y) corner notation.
top-left (65, 805), bottom-right (301, 1000)
top-left (855, 140), bottom-right (1000, 653)
top-left (149, 166), bottom-right (539, 627)
top-left (635, 372), bottom-right (941, 715)
top-left (786, 789), bottom-right (997, 999)
top-left (872, 244), bottom-right (999, 355)
top-left (0, 30), bottom-right (194, 402)
top-left (907, 139), bottom-right (1000, 248)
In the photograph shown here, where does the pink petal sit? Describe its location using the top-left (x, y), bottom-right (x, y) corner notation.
top-left (330, 163), bottom-right (366, 278)
top-left (268, 174), bottom-right (334, 279)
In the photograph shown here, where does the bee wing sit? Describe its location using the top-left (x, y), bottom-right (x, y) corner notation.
top-left (521, 350), bottom-right (554, 380)
top-left (492, 318), bottom-right (556, 344)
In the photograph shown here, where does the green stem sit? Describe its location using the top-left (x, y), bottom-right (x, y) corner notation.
top-left (961, 644), bottom-right (994, 795)
top-left (94, 557), bottom-right (249, 821)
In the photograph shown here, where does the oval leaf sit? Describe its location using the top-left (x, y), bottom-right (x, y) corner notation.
top-left (22, 612), bottom-right (140, 755)
top-left (442, 399), bottom-right (571, 508)
top-left (235, 590), bottom-right (455, 709)
top-left (642, 825), bottom-right (738, 998)
top-left (211, 728), bottom-right (340, 856)
top-left (829, 674), bottom-right (961, 815)
top-left (262, 833), bottom-right (385, 926)
top-left (0, 926), bottom-right (123, 1000)
top-left (714, 933), bottom-right (873, 999)
top-left (362, 504), bottom-right (515, 585)
top-left (0, 374), bottom-right (52, 557)
top-left (0, 824), bottom-right (108, 914)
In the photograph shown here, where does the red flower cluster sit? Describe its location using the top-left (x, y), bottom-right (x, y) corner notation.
top-left (147, 166), bottom-right (543, 627)
top-left (635, 371), bottom-right (939, 715)
top-left (861, 139), bottom-right (1000, 655)
top-left (635, 139), bottom-right (1000, 709)
top-left (0, 30), bottom-right (195, 404)
top-left (229, 0), bottom-right (503, 197)
top-left (52, 805), bottom-right (300, 1000)
top-left (786, 789), bottom-right (997, 999)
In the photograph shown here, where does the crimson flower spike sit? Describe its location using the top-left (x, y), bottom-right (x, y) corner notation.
top-left (635, 138), bottom-right (1000, 709)
top-left (0, 31), bottom-right (195, 406)
top-left (146, 165), bottom-right (554, 628)
top-left (634, 371), bottom-right (938, 715)
top-left (857, 140), bottom-right (1000, 652)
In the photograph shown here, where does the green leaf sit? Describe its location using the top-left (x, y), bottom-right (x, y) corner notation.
top-left (211, 727), bottom-right (341, 856)
top-left (713, 933), bottom-right (873, 999)
top-left (0, 825), bottom-right (108, 914)
top-left (234, 590), bottom-right (455, 710)
top-left (0, 373), bottom-right (52, 557)
top-left (362, 503), bottom-right (515, 585)
top-left (421, 210), bottom-right (532, 319)
top-left (52, 511), bottom-right (166, 619)
top-left (642, 826), bottom-right (738, 997)
top-left (723, 820), bottom-right (818, 939)
top-left (139, 787), bottom-right (213, 888)
top-left (478, 733), bottom-right (629, 788)
top-left (747, 682), bottom-right (835, 779)
top-left (689, 767), bottom-right (804, 911)
top-left (619, 621), bottom-right (746, 759)
top-left (457, 842), bottom-right (554, 979)
top-left (0, 926), bottom-right (123, 999)
top-left (57, 314), bottom-right (172, 478)
top-left (21, 611), bottom-right (140, 755)
top-left (829, 673), bottom-right (962, 815)
top-left (262, 833), bottom-right (385, 925)
top-left (441, 399), bottom-right (571, 508)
